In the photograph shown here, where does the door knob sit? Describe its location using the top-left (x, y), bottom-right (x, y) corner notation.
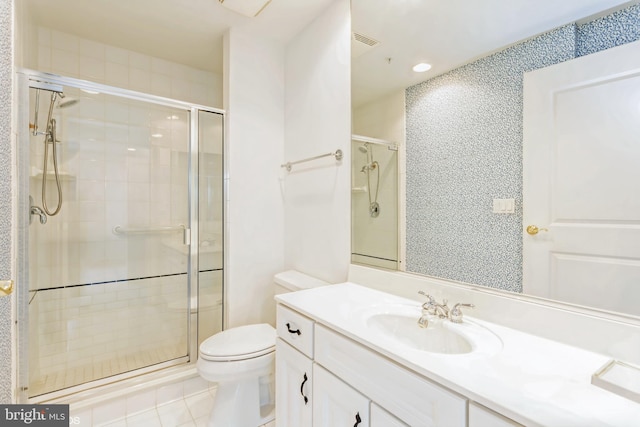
top-left (526, 225), bottom-right (548, 235)
top-left (0, 280), bottom-right (13, 296)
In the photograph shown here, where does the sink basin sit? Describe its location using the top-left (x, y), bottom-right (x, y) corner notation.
top-left (362, 304), bottom-right (502, 356)
top-left (367, 313), bottom-right (472, 354)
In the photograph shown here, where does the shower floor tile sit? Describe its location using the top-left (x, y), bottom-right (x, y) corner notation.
top-left (29, 344), bottom-right (185, 397)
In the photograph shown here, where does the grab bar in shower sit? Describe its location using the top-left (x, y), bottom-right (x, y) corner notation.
top-left (281, 149), bottom-right (343, 172)
top-left (112, 225), bottom-right (190, 245)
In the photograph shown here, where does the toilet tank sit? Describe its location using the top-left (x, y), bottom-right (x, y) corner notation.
top-left (274, 270), bottom-right (329, 295)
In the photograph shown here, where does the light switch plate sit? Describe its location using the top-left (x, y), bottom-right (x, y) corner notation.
top-left (492, 198), bottom-right (515, 214)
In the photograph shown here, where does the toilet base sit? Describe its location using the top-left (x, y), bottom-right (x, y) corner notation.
top-left (208, 377), bottom-right (275, 427)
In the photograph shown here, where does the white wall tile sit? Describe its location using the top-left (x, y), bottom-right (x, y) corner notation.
top-left (51, 29), bottom-right (78, 52)
top-left (79, 56), bottom-right (105, 82)
top-left (130, 68), bottom-right (151, 93)
top-left (105, 62), bottom-right (129, 87)
top-left (129, 52), bottom-right (151, 71)
top-left (51, 48), bottom-right (79, 76)
top-left (38, 27), bottom-right (51, 47)
top-left (79, 38), bottom-right (106, 60)
top-left (37, 47), bottom-right (51, 71)
top-left (151, 73), bottom-right (172, 98)
top-left (151, 57), bottom-right (173, 75)
top-left (105, 46), bottom-right (129, 65)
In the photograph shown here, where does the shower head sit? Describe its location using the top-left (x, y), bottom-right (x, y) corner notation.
top-left (358, 143), bottom-right (369, 154)
top-left (56, 93), bottom-right (79, 109)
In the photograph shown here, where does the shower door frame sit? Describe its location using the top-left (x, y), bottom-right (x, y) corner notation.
top-left (15, 69), bottom-right (226, 403)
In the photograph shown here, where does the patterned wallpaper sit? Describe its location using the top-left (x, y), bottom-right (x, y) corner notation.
top-left (0, 0), bottom-right (13, 404)
top-left (577, 4), bottom-right (640, 57)
top-left (405, 4), bottom-right (640, 292)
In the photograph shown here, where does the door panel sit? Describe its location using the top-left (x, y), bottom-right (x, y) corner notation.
top-left (523, 39), bottom-right (640, 317)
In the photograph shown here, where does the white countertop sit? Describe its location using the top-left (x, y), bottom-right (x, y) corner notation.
top-left (276, 283), bottom-right (640, 427)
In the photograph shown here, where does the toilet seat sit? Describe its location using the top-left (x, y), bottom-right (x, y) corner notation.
top-left (199, 323), bottom-right (276, 362)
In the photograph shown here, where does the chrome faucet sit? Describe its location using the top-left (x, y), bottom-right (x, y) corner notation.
top-left (417, 291), bottom-right (474, 326)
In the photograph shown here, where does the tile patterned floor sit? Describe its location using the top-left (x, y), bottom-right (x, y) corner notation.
top-left (94, 388), bottom-right (275, 427)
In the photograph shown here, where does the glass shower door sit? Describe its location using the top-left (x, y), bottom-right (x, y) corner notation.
top-left (27, 84), bottom-right (191, 397)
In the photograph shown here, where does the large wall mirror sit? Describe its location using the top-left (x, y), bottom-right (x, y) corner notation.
top-left (351, 0), bottom-right (640, 321)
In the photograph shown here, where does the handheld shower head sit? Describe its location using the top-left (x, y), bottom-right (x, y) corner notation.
top-left (57, 95), bottom-right (79, 109)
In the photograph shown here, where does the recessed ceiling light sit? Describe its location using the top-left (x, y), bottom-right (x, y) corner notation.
top-left (413, 63), bottom-right (432, 73)
top-left (167, 115), bottom-right (180, 120)
top-left (127, 148), bottom-right (136, 152)
top-left (151, 133), bottom-right (163, 138)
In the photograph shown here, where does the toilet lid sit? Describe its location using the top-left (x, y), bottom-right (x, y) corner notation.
top-left (200, 323), bottom-right (276, 361)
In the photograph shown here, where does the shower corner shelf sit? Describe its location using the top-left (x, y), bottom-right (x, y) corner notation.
top-left (31, 172), bottom-right (76, 181)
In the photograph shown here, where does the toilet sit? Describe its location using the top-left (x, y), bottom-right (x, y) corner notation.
top-left (197, 270), bottom-right (329, 427)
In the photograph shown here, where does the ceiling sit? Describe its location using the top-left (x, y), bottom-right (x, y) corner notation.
top-left (352, 0), bottom-right (634, 107)
top-left (23, 0), bottom-right (635, 108)
top-left (24, 0), bottom-right (334, 74)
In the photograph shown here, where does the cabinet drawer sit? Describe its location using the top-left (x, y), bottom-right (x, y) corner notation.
top-left (276, 304), bottom-right (314, 358)
top-left (315, 324), bottom-right (467, 427)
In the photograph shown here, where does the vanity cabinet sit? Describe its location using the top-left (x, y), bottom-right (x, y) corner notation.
top-left (313, 364), bottom-right (370, 426)
top-left (276, 304), bottom-right (519, 427)
top-left (275, 304), bottom-right (465, 427)
top-left (370, 404), bottom-right (409, 427)
top-left (275, 338), bottom-right (312, 427)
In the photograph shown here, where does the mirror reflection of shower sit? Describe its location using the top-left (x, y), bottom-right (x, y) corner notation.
top-left (358, 142), bottom-right (380, 217)
top-left (29, 87), bottom-right (80, 219)
top-left (351, 134), bottom-right (399, 269)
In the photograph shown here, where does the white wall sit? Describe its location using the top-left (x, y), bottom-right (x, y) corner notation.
top-left (283, 0), bottom-right (351, 284)
top-left (223, 28), bottom-right (286, 327)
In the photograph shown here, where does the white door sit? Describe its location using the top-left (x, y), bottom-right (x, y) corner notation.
top-left (275, 339), bottom-right (313, 427)
top-left (313, 364), bottom-right (370, 427)
top-left (523, 39), bottom-right (640, 317)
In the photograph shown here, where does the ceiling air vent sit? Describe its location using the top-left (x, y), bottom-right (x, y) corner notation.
top-left (352, 32), bottom-right (380, 58)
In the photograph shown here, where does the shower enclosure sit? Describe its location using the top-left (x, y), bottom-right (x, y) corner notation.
top-left (16, 70), bottom-right (224, 401)
top-left (351, 135), bottom-right (399, 269)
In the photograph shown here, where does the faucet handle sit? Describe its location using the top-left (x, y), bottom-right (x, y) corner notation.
top-left (418, 290), bottom-right (435, 302)
top-left (449, 303), bottom-right (474, 323)
top-left (418, 291), bottom-right (437, 310)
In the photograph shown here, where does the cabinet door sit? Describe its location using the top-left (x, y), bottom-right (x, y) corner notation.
top-left (313, 364), bottom-right (370, 427)
top-left (371, 403), bottom-right (408, 427)
top-left (469, 402), bottom-right (522, 427)
top-left (275, 338), bottom-right (313, 427)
